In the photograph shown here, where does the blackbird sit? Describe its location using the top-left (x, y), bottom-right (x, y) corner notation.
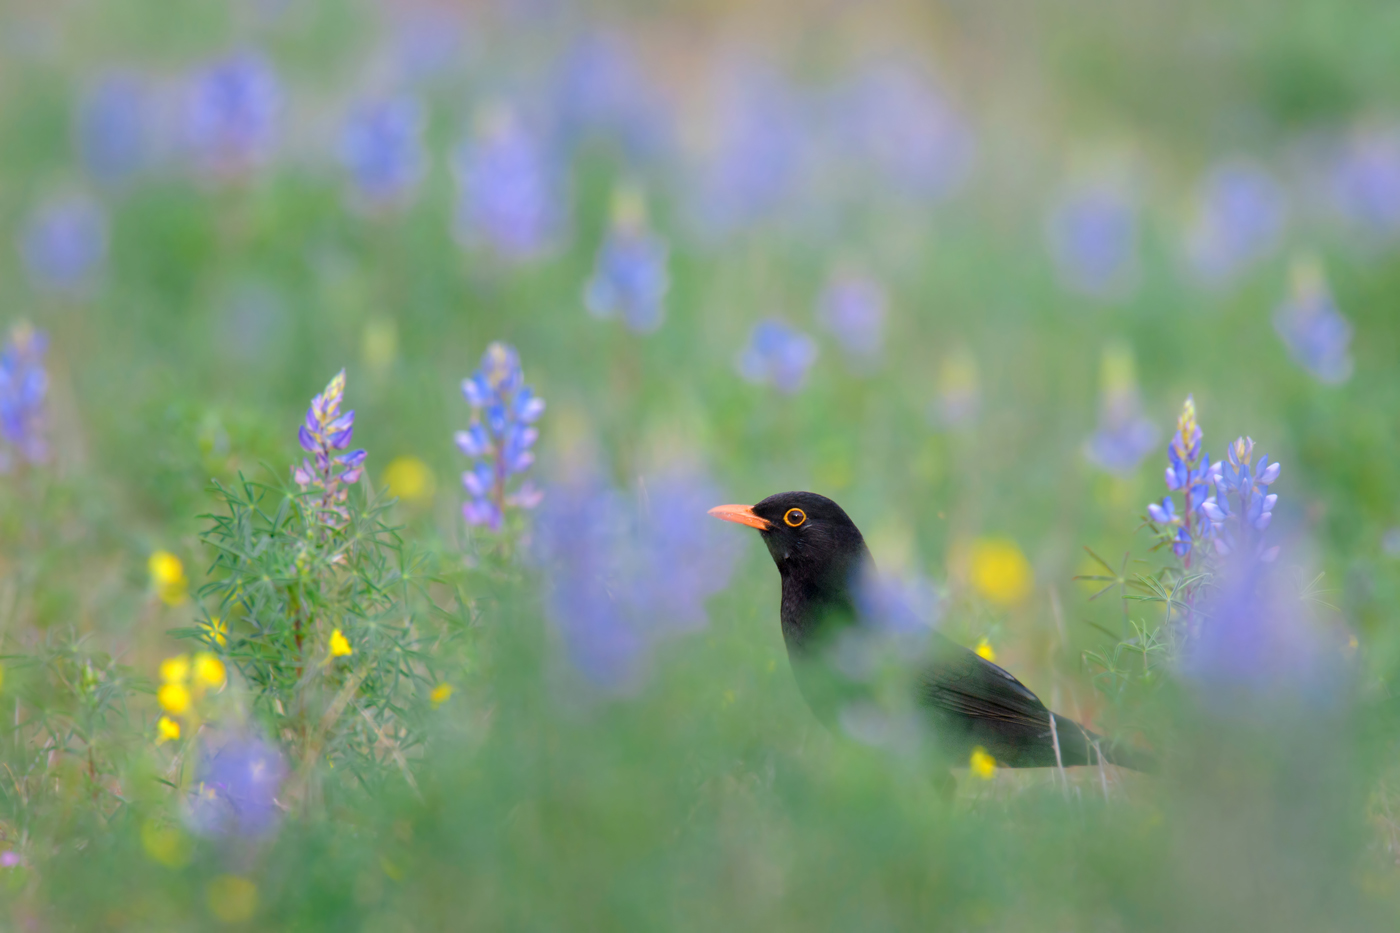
top-left (710, 491), bottom-right (1152, 775)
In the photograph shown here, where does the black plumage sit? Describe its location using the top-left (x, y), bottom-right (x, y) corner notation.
top-left (710, 491), bottom-right (1152, 773)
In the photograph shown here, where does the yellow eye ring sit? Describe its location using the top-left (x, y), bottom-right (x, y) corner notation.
top-left (784, 508), bottom-right (806, 528)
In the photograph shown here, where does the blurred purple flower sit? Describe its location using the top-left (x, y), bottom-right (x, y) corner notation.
top-left (188, 732), bottom-right (287, 837)
top-left (817, 273), bottom-right (887, 368)
top-left (390, 7), bottom-right (468, 83)
top-left (736, 319), bottom-right (819, 394)
top-left (293, 369), bottom-right (367, 527)
top-left (553, 32), bottom-right (668, 161)
top-left (453, 107), bottom-right (564, 261)
top-left (583, 191), bottom-right (669, 333)
top-left (831, 62), bottom-right (974, 201)
top-left (1084, 342), bottom-right (1158, 476)
top-left (1273, 257), bottom-right (1353, 384)
top-left (1183, 160), bottom-right (1287, 287)
top-left (76, 72), bottom-right (150, 185)
top-left (457, 342), bottom-right (544, 532)
top-left (337, 96), bottom-right (427, 209)
top-left (182, 51), bottom-right (281, 178)
top-left (1046, 184), bottom-right (1139, 299)
top-left (20, 195), bottom-right (108, 293)
top-left (536, 472), bottom-right (737, 692)
top-left (854, 568), bottom-right (941, 637)
top-left (0, 323), bottom-right (49, 471)
top-left (1325, 127), bottom-right (1400, 242)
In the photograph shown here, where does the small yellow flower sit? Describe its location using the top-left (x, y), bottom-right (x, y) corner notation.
top-left (158, 682), bottom-right (191, 716)
top-left (970, 538), bottom-right (1034, 607)
top-left (430, 683), bottom-right (453, 708)
top-left (193, 653), bottom-right (226, 690)
top-left (382, 456), bottom-right (436, 505)
top-left (148, 551), bottom-right (189, 606)
top-left (974, 638), bottom-right (997, 663)
top-left (969, 746), bottom-right (997, 780)
top-left (202, 617), bottom-right (228, 647)
top-left (141, 821), bottom-right (191, 869)
top-left (207, 875), bottom-right (258, 923)
top-left (159, 654), bottom-right (190, 684)
top-left (329, 629), bottom-right (353, 657)
top-left (156, 716), bottom-right (181, 743)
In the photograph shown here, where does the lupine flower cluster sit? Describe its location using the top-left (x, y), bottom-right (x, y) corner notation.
top-left (77, 72), bottom-right (151, 186)
top-left (736, 319), bottom-right (819, 394)
top-left (187, 731), bottom-right (287, 837)
top-left (1084, 342), bottom-right (1158, 476)
top-left (338, 96), bottom-right (427, 209)
top-left (454, 107), bottom-right (563, 261)
top-left (583, 189), bottom-right (670, 333)
top-left (293, 370), bottom-right (367, 527)
top-left (0, 323), bottom-right (49, 471)
top-left (1183, 160), bottom-right (1287, 288)
top-left (1273, 256), bottom-right (1354, 384)
top-left (1146, 396), bottom-right (1216, 560)
top-left (1045, 182), bottom-right (1140, 300)
top-left (817, 272), bottom-right (887, 368)
top-left (182, 51), bottom-right (282, 179)
top-left (1325, 127), bottom-right (1400, 242)
top-left (21, 195), bottom-right (108, 293)
top-left (457, 343), bottom-right (544, 531)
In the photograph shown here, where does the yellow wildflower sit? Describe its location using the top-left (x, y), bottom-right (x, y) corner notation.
top-left (382, 456), bottom-right (436, 505)
top-left (202, 617), bottom-right (228, 647)
top-left (141, 821), bottom-right (191, 869)
top-left (429, 683), bottom-right (453, 708)
top-left (159, 654), bottom-right (190, 684)
top-left (158, 682), bottom-right (191, 716)
top-left (157, 716), bottom-right (181, 743)
top-left (193, 653), bottom-right (227, 690)
top-left (148, 551), bottom-right (189, 606)
top-left (974, 638), bottom-right (997, 663)
top-left (207, 875), bottom-right (258, 923)
top-left (329, 629), bottom-right (353, 657)
top-left (970, 538), bottom-right (1033, 606)
top-left (969, 746), bottom-right (997, 780)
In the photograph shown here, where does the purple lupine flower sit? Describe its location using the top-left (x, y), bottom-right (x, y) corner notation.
top-left (76, 72), bottom-right (151, 185)
top-left (1273, 257), bottom-right (1353, 384)
top-left (1046, 183), bottom-right (1139, 299)
top-left (457, 342), bottom-right (544, 532)
top-left (830, 61), bottom-right (974, 202)
top-left (736, 319), bottom-right (819, 394)
top-left (1325, 126), bottom-right (1400, 242)
top-left (293, 369), bottom-right (367, 527)
top-left (553, 32), bottom-right (668, 161)
top-left (187, 732), bottom-right (288, 837)
top-left (583, 190), bottom-right (669, 333)
top-left (817, 273), bottom-right (887, 368)
top-left (1183, 160), bottom-right (1287, 287)
top-left (182, 51), bottom-right (281, 178)
top-left (20, 195), bottom-right (108, 294)
top-left (1145, 396), bottom-right (1216, 561)
top-left (389, 6), bottom-right (468, 83)
top-left (453, 106), bottom-right (564, 261)
top-left (536, 472), bottom-right (737, 692)
top-left (854, 567), bottom-right (941, 637)
top-left (1084, 343), bottom-right (1158, 476)
top-left (0, 323), bottom-right (49, 471)
top-left (337, 96), bottom-right (427, 210)
top-left (1205, 435), bottom-right (1282, 563)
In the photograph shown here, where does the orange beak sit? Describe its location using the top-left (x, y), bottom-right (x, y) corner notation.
top-left (708, 503), bottom-right (771, 531)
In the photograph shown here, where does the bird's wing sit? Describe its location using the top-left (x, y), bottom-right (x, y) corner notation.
top-left (918, 633), bottom-right (1050, 727)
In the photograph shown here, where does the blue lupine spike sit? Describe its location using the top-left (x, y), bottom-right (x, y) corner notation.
top-left (458, 342), bottom-right (544, 530)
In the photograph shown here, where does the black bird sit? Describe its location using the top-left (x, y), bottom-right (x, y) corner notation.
top-left (710, 491), bottom-right (1151, 775)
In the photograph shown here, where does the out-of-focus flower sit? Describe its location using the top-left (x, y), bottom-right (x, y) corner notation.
top-left (293, 370), bottom-right (367, 528)
top-left (0, 852), bottom-right (21, 868)
top-left (149, 550), bottom-right (189, 606)
top-left (457, 342), bottom-right (544, 532)
top-left (193, 652), bottom-right (227, 689)
top-left (1204, 435), bottom-right (1282, 563)
top-left (158, 682), bottom-right (191, 716)
top-left (453, 106), bottom-right (564, 261)
top-left (20, 195), bottom-right (108, 293)
top-left (389, 6), bottom-right (467, 83)
top-left (853, 568), bottom-right (941, 637)
top-left (1273, 256), bottom-right (1353, 384)
top-left (1325, 126), bottom-right (1400, 242)
top-left (430, 683), bottom-right (453, 707)
top-left (0, 323), bottom-right (49, 470)
top-left (536, 472), bottom-right (738, 692)
top-left (382, 455), bottom-right (435, 505)
top-left (1084, 341), bottom-right (1158, 476)
top-left (76, 72), bottom-right (151, 185)
top-left (817, 272), bottom-right (887, 368)
top-left (202, 617), bottom-right (228, 647)
top-left (337, 96), bottom-right (427, 210)
top-left (1046, 183), bottom-right (1139, 299)
top-left (160, 654), bottom-right (190, 684)
top-left (830, 61), bottom-right (974, 202)
top-left (969, 746), bottom-right (997, 779)
top-left (736, 319), bottom-right (819, 394)
top-left (1183, 160), bottom-right (1287, 287)
top-left (932, 348), bottom-right (981, 428)
top-left (970, 539), bottom-right (1033, 607)
top-left (974, 638), bottom-right (996, 662)
top-left (553, 32), bottom-right (668, 161)
top-left (182, 51), bottom-right (281, 178)
top-left (141, 821), bottom-right (191, 868)
top-left (329, 629), bottom-right (352, 657)
top-left (206, 875), bottom-right (259, 924)
top-left (156, 650), bottom-right (225, 726)
top-left (583, 188), bottom-right (669, 333)
top-left (157, 716), bottom-right (182, 743)
top-left (188, 732), bottom-right (287, 837)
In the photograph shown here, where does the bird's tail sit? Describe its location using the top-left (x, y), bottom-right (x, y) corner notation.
top-left (1049, 713), bottom-right (1157, 773)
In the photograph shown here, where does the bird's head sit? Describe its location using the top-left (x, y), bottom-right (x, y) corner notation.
top-left (708, 491), bottom-right (870, 584)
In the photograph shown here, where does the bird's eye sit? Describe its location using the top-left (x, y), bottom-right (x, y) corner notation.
top-left (784, 508), bottom-right (806, 528)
